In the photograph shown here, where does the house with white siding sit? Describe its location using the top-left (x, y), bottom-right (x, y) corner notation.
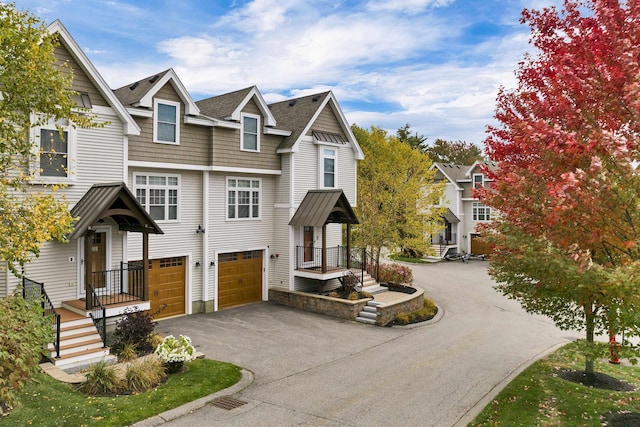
top-left (431, 161), bottom-right (496, 257)
top-left (1, 21), bottom-right (363, 369)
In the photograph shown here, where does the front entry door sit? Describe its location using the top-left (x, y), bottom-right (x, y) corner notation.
top-left (303, 226), bottom-right (314, 262)
top-left (91, 231), bottom-right (107, 289)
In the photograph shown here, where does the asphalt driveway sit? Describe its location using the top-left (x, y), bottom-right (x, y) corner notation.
top-left (153, 261), bottom-right (577, 426)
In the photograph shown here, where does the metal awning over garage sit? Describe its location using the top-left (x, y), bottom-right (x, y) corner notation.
top-left (443, 208), bottom-right (460, 224)
top-left (289, 190), bottom-right (359, 227)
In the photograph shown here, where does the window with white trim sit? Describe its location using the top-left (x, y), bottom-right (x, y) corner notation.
top-left (472, 202), bottom-right (491, 221)
top-left (134, 174), bottom-right (179, 221)
top-left (33, 118), bottom-right (76, 180)
top-left (473, 174), bottom-right (484, 189)
top-left (154, 99), bottom-right (180, 144)
top-left (321, 148), bottom-right (336, 188)
top-left (241, 113), bottom-right (259, 151)
top-left (227, 178), bottom-right (261, 220)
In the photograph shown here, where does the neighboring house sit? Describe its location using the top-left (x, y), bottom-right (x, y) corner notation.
top-left (0, 21), bottom-right (363, 369)
top-left (430, 161), bottom-right (496, 257)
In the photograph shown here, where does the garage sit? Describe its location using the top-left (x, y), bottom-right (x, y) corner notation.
top-left (470, 234), bottom-right (493, 256)
top-left (218, 250), bottom-right (263, 310)
top-left (147, 257), bottom-right (186, 319)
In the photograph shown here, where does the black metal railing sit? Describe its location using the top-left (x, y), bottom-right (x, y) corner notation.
top-left (22, 277), bottom-right (61, 359)
top-left (294, 245), bottom-right (348, 272)
top-left (347, 247), bottom-right (379, 284)
top-left (87, 262), bottom-right (144, 309)
top-left (86, 283), bottom-right (107, 347)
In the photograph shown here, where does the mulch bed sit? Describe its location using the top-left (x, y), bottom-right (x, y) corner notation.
top-left (556, 369), bottom-right (636, 391)
top-left (601, 411), bottom-right (640, 427)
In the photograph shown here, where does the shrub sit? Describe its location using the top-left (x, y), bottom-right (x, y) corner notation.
top-left (118, 343), bottom-right (138, 363)
top-left (0, 292), bottom-right (51, 416)
top-left (328, 290), bottom-right (340, 298)
top-left (112, 307), bottom-right (157, 356)
top-left (79, 362), bottom-right (120, 395)
top-left (347, 291), bottom-right (360, 300)
top-left (123, 357), bottom-right (166, 393)
top-left (148, 332), bottom-right (164, 349)
top-left (155, 335), bottom-right (196, 364)
top-left (394, 297), bottom-right (438, 325)
top-left (378, 263), bottom-right (413, 285)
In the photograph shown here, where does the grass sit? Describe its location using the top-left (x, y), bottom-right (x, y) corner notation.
top-left (1, 358), bottom-right (242, 427)
top-left (470, 341), bottom-right (640, 426)
top-left (388, 254), bottom-right (430, 264)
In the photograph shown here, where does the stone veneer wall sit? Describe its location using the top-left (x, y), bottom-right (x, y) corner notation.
top-left (269, 287), bottom-right (369, 320)
top-left (375, 287), bottom-right (424, 326)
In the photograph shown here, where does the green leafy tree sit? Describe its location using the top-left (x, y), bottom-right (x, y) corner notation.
top-left (0, 4), bottom-right (95, 275)
top-left (480, 0), bottom-right (640, 376)
top-left (0, 293), bottom-right (51, 415)
top-left (424, 138), bottom-right (483, 164)
top-left (352, 124), bottom-right (444, 265)
top-left (396, 123), bottom-right (428, 151)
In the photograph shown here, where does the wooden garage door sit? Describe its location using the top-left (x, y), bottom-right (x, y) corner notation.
top-left (471, 234), bottom-right (493, 256)
top-left (148, 257), bottom-right (186, 319)
top-left (218, 251), bottom-right (263, 310)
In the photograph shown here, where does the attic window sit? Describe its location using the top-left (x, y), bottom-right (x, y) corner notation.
top-left (153, 99), bottom-right (180, 144)
top-left (312, 130), bottom-right (346, 145)
top-left (72, 92), bottom-right (92, 109)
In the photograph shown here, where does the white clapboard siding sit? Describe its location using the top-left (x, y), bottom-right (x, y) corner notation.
top-left (127, 168), bottom-right (203, 302)
top-left (271, 207), bottom-right (292, 289)
top-left (293, 140), bottom-right (318, 205)
top-left (337, 145), bottom-right (357, 204)
top-left (276, 153), bottom-right (291, 204)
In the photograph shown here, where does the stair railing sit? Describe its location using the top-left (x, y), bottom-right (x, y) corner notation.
top-left (86, 283), bottom-right (107, 347)
top-left (22, 277), bottom-right (61, 359)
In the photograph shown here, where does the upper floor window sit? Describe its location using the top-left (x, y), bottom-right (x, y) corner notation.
top-left (321, 148), bottom-right (336, 188)
top-left (472, 202), bottom-right (491, 221)
top-left (33, 118), bottom-right (76, 180)
top-left (227, 178), bottom-right (261, 220)
top-left (154, 99), bottom-right (180, 144)
top-left (241, 113), bottom-right (259, 152)
top-left (473, 174), bottom-right (484, 189)
top-left (135, 174), bottom-right (180, 222)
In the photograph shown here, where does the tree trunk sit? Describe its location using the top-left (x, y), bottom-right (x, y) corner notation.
top-left (585, 304), bottom-right (595, 376)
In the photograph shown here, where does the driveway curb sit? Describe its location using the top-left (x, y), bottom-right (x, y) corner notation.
top-left (132, 367), bottom-right (255, 427)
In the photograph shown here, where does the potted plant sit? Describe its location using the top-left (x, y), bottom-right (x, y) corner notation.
top-left (155, 335), bottom-right (196, 373)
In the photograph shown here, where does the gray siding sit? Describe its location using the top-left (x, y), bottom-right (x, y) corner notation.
top-left (307, 105), bottom-right (344, 135)
top-left (128, 84), bottom-right (210, 166)
top-left (55, 44), bottom-right (108, 107)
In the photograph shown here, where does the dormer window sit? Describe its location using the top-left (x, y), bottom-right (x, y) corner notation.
top-left (154, 99), bottom-right (180, 144)
top-left (241, 113), bottom-right (259, 152)
top-left (473, 174), bottom-right (484, 189)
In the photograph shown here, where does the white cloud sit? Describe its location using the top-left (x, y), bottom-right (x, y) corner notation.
top-left (365, 0), bottom-right (454, 14)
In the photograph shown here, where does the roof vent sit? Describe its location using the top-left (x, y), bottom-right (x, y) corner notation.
top-left (149, 75), bottom-right (159, 84)
top-left (289, 100), bottom-right (297, 107)
top-left (129, 82), bottom-right (139, 90)
top-left (312, 95), bottom-right (320, 102)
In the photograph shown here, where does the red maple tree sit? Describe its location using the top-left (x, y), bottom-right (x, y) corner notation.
top-left (479, 0), bottom-right (640, 375)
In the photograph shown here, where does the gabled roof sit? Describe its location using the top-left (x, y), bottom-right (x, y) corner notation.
top-left (196, 86), bottom-right (276, 126)
top-left (269, 91), bottom-right (363, 160)
top-left (47, 20), bottom-right (140, 136)
top-left (289, 190), bottom-right (359, 227)
top-left (114, 68), bottom-right (200, 115)
top-left (69, 182), bottom-right (163, 239)
top-left (465, 160), bottom-right (498, 177)
top-left (432, 162), bottom-right (468, 189)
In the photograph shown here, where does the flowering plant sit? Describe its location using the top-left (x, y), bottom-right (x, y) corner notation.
top-left (155, 335), bottom-right (196, 364)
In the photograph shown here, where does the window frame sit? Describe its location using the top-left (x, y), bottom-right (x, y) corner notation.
top-left (320, 146), bottom-right (337, 189)
top-left (473, 173), bottom-right (484, 189)
top-left (226, 177), bottom-right (262, 221)
top-left (240, 113), bottom-right (260, 152)
top-left (32, 118), bottom-right (77, 182)
top-left (153, 99), bottom-right (180, 145)
top-left (133, 173), bottom-right (181, 223)
top-left (472, 202), bottom-right (491, 221)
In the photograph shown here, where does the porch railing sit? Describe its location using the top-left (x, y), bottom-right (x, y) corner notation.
top-left (294, 246), bottom-right (379, 283)
top-left (86, 261), bottom-right (144, 310)
top-left (347, 248), bottom-right (379, 283)
top-left (87, 283), bottom-right (107, 347)
top-left (22, 277), bottom-right (60, 359)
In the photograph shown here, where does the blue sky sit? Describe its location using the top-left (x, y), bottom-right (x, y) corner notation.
top-left (15, 0), bottom-right (561, 146)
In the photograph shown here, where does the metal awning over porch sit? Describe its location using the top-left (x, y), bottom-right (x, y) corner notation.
top-left (289, 189), bottom-right (359, 227)
top-left (443, 208), bottom-right (460, 224)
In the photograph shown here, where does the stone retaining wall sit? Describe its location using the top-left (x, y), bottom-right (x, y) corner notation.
top-left (375, 287), bottom-right (424, 326)
top-left (269, 287), bottom-right (369, 321)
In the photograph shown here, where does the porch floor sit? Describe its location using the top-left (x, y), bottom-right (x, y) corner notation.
top-left (63, 294), bottom-right (144, 313)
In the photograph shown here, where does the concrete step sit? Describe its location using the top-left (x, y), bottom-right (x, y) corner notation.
top-left (363, 306), bottom-right (377, 314)
top-left (355, 317), bottom-right (376, 325)
top-left (358, 311), bottom-right (377, 320)
top-left (363, 285), bottom-right (386, 294)
top-left (52, 349), bottom-right (117, 373)
top-left (367, 300), bottom-right (384, 307)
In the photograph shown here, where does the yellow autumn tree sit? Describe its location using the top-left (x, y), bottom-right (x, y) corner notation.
top-left (352, 125), bottom-right (444, 265)
top-left (0, 4), bottom-right (95, 275)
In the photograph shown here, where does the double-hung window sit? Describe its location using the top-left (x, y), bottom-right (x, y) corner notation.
top-left (34, 118), bottom-right (76, 180)
top-left (154, 99), bottom-right (180, 144)
top-left (135, 174), bottom-right (179, 221)
top-left (321, 148), bottom-right (336, 188)
top-left (472, 202), bottom-right (491, 221)
top-left (227, 178), bottom-right (260, 220)
top-left (473, 174), bottom-right (484, 189)
top-left (241, 113), bottom-right (259, 151)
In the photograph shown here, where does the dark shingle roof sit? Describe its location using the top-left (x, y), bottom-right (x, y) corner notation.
top-left (113, 69), bottom-right (172, 107)
top-left (196, 86), bottom-right (255, 120)
top-left (269, 92), bottom-right (330, 150)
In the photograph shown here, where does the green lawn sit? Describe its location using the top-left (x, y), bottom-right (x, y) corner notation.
top-left (1, 358), bottom-right (241, 427)
top-left (470, 342), bottom-right (640, 426)
top-left (388, 254), bottom-right (431, 264)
